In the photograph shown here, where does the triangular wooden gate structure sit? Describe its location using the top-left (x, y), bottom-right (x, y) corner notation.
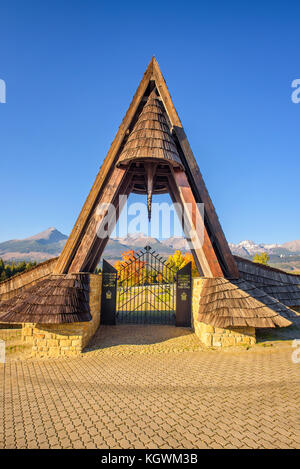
top-left (1, 57), bottom-right (297, 332)
top-left (54, 57), bottom-right (239, 279)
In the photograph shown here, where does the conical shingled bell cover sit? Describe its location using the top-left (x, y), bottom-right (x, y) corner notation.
top-left (116, 90), bottom-right (183, 169)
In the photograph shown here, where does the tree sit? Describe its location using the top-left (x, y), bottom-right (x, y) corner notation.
top-left (114, 249), bottom-right (199, 286)
top-left (4, 265), bottom-right (11, 279)
top-left (114, 250), bottom-right (146, 285)
top-left (26, 261), bottom-right (36, 271)
top-left (162, 250), bottom-right (199, 283)
top-left (183, 252), bottom-right (199, 277)
top-left (0, 258), bottom-right (39, 282)
top-left (0, 258), bottom-right (4, 275)
top-left (253, 252), bottom-right (269, 265)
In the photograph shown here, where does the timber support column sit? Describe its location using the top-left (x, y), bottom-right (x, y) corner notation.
top-left (67, 166), bottom-right (131, 273)
top-left (168, 170), bottom-right (224, 278)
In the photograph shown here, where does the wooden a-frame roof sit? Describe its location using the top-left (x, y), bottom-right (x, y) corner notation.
top-left (54, 57), bottom-right (239, 278)
top-left (117, 89), bottom-right (183, 169)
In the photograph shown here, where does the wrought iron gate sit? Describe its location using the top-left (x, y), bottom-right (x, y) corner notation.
top-left (116, 246), bottom-right (176, 325)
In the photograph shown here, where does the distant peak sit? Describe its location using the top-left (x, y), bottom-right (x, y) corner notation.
top-left (26, 227), bottom-right (68, 242)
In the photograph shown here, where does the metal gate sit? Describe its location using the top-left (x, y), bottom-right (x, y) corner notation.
top-left (116, 246), bottom-right (176, 324)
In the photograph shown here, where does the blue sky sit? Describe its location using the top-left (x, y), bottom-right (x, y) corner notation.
top-left (0, 0), bottom-right (299, 244)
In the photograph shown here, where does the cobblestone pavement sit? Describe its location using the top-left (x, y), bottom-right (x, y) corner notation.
top-left (1, 326), bottom-right (300, 449)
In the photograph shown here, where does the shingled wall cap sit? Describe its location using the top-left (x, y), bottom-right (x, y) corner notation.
top-left (198, 277), bottom-right (295, 329)
top-left (235, 256), bottom-right (300, 307)
top-left (116, 89), bottom-right (184, 169)
top-left (0, 273), bottom-right (92, 324)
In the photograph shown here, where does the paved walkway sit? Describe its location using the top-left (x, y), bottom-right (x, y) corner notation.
top-left (1, 326), bottom-right (300, 449)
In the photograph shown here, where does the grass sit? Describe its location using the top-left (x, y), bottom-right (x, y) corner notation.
top-left (117, 284), bottom-right (175, 311)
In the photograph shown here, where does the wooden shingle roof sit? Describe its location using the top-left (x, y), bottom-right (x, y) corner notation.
top-left (198, 278), bottom-right (294, 328)
top-left (117, 89), bottom-right (183, 169)
top-left (235, 256), bottom-right (300, 307)
top-left (54, 57), bottom-right (239, 278)
top-left (0, 273), bottom-right (91, 324)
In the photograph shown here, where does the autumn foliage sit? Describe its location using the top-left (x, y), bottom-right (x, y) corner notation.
top-left (161, 250), bottom-right (199, 283)
top-left (114, 249), bottom-right (198, 285)
top-left (114, 250), bottom-right (146, 284)
top-left (253, 252), bottom-right (270, 265)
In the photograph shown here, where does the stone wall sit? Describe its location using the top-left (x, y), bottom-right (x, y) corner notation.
top-left (0, 327), bottom-right (22, 342)
top-left (21, 274), bottom-right (102, 357)
top-left (192, 277), bottom-right (256, 347)
top-left (194, 321), bottom-right (256, 347)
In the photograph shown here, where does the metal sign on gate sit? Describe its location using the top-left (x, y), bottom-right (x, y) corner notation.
top-left (176, 262), bottom-right (192, 327)
top-left (100, 260), bottom-right (117, 325)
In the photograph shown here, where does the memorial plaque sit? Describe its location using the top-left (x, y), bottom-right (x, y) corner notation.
top-left (100, 260), bottom-right (117, 325)
top-left (176, 262), bottom-right (192, 327)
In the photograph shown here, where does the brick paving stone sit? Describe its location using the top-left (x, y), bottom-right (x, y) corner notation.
top-left (1, 325), bottom-right (300, 449)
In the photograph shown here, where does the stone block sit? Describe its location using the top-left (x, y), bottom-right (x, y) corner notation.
top-left (212, 335), bottom-right (222, 347)
top-left (47, 339), bottom-right (59, 347)
top-left (71, 339), bottom-right (81, 346)
top-left (48, 348), bottom-right (60, 357)
top-left (34, 333), bottom-right (45, 339)
top-left (60, 339), bottom-right (71, 347)
top-left (202, 333), bottom-right (213, 347)
top-left (242, 336), bottom-right (252, 344)
top-left (221, 336), bottom-right (235, 347)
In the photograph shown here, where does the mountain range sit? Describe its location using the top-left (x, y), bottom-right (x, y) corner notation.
top-left (0, 228), bottom-right (187, 263)
top-left (228, 239), bottom-right (300, 257)
top-left (0, 227), bottom-right (300, 271)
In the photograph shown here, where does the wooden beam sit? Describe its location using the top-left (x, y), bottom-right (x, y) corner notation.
top-left (172, 128), bottom-right (239, 278)
top-left (55, 57), bottom-right (238, 279)
top-left (85, 175), bottom-right (133, 273)
top-left (68, 167), bottom-right (128, 273)
top-left (54, 58), bottom-right (155, 274)
top-left (168, 170), bottom-right (224, 278)
top-left (152, 57), bottom-right (239, 279)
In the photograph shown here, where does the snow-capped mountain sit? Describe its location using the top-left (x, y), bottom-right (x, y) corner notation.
top-left (161, 237), bottom-right (189, 250)
top-left (228, 240), bottom-right (300, 257)
top-left (114, 233), bottom-right (160, 248)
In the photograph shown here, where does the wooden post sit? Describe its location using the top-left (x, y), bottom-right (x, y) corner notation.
top-left (85, 177), bottom-right (133, 273)
top-left (67, 167), bottom-right (130, 273)
top-left (168, 170), bottom-right (224, 278)
top-left (54, 58), bottom-right (155, 274)
top-left (152, 57), bottom-right (239, 279)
